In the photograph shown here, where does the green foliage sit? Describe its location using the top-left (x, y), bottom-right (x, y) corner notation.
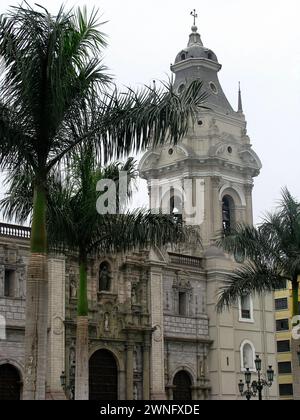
top-left (0, 3), bottom-right (207, 253)
top-left (45, 146), bottom-right (195, 256)
top-left (217, 188), bottom-right (300, 315)
top-left (0, 3), bottom-right (207, 180)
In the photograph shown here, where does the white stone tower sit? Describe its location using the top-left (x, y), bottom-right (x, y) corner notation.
top-left (139, 18), bottom-right (278, 399)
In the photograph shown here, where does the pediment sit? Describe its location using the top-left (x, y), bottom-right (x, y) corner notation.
top-left (238, 148), bottom-right (262, 169)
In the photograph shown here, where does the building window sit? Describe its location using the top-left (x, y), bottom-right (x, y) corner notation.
top-left (222, 195), bottom-right (235, 232)
top-left (99, 262), bottom-right (111, 292)
top-left (170, 188), bottom-right (183, 223)
top-left (181, 53), bottom-right (186, 61)
top-left (279, 384), bottom-right (293, 396)
top-left (274, 279), bottom-right (287, 290)
top-left (276, 319), bottom-right (289, 332)
top-left (240, 340), bottom-right (255, 371)
top-left (178, 292), bottom-right (187, 316)
top-left (278, 362), bottom-right (292, 374)
top-left (239, 295), bottom-right (253, 322)
top-left (4, 270), bottom-right (15, 297)
top-left (275, 298), bottom-right (288, 311)
top-left (277, 340), bottom-right (290, 353)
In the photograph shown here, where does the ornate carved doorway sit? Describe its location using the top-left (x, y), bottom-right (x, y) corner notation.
top-left (173, 370), bottom-right (192, 400)
top-left (0, 364), bottom-right (21, 400)
top-left (89, 349), bottom-right (118, 400)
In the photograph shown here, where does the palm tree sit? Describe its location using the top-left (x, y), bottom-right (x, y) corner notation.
top-left (0, 4), bottom-right (206, 399)
top-left (2, 146), bottom-right (196, 400)
top-left (217, 188), bottom-right (300, 397)
top-left (217, 188), bottom-right (300, 316)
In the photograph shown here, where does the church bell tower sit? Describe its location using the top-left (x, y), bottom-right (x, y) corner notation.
top-left (139, 18), bottom-right (262, 248)
top-left (139, 13), bottom-right (278, 400)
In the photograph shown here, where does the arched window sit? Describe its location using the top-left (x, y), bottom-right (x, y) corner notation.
top-left (222, 195), bottom-right (235, 231)
top-left (240, 341), bottom-right (255, 371)
top-left (99, 262), bottom-right (111, 292)
top-left (161, 187), bottom-right (183, 223)
top-left (181, 53), bottom-right (186, 61)
top-left (170, 188), bottom-right (183, 223)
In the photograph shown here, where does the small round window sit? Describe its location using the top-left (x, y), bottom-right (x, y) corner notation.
top-left (178, 83), bottom-right (185, 94)
top-left (227, 146), bottom-right (232, 154)
top-left (168, 148), bottom-right (174, 155)
top-left (209, 82), bottom-right (218, 95)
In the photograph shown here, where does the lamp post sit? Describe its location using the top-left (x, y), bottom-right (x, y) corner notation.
top-left (238, 355), bottom-right (274, 401)
top-left (60, 360), bottom-right (76, 400)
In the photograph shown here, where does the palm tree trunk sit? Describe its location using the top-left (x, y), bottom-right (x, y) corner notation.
top-left (23, 183), bottom-right (48, 400)
top-left (75, 257), bottom-right (89, 400)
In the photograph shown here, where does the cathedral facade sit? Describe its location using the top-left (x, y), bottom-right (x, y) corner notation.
top-left (0, 23), bottom-right (278, 400)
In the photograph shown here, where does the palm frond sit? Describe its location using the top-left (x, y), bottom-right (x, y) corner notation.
top-left (217, 262), bottom-right (287, 312)
top-left (0, 4), bottom-right (109, 173)
top-left (217, 188), bottom-right (300, 312)
top-left (88, 210), bottom-right (196, 255)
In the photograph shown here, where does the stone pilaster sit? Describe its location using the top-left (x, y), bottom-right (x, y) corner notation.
top-left (142, 341), bottom-right (150, 400)
top-left (126, 343), bottom-right (134, 400)
top-left (149, 266), bottom-right (166, 400)
top-left (46, 256), bottom-right (66, 400)
top-left (0, 265), bottom-right (4, 296)
top-left (244, 184), bottom-right (254, 225)
top-left (211, 177), bottom-right (222, 239)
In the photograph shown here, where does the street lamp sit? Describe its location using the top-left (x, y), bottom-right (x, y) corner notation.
top-left (238, 368), bottom-right (257, 400)
top-left (254, 355), bottom-right (262, 372)
top-left (238, 355), bottom-right (274, 400)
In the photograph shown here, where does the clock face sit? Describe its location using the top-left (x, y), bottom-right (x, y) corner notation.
top-left (234, 250), bottom-right (245, 263)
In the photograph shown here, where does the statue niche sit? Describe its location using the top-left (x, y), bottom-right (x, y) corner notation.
top-left (99, 261), bottom-right (112, 292)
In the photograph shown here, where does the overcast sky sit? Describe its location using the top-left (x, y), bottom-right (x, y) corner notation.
top-left (1, 0), bottom-right (300, 223)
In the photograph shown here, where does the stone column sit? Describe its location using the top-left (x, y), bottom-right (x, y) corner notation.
top-left (0, 265), bottom-right (4, 296)
top-left (126, 343), bottom-right (134, 400)
top-left (211, 176), bottom-right (222, 242)
top-left (119, 369), bottom-right (126, 400)
top-left (244, 184), bottom-right (254, 225)
top-left (46, 256), bottom-right (66, 400)
top-left (142, 341), bottom-right (150, 400)
top-left (149, 265), bottom-right (166, 400)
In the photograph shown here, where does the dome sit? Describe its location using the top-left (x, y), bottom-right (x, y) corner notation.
top-left (175, 45), bottom-right (218, 64)
top-left (174, 26), bottom-right (218, 64)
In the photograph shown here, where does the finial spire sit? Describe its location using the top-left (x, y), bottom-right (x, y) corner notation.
top-left (188, 9), bottom-right (203, 46)
top-left (190, 9), bottom-right (198, 26)
top-left (238, 81), bottom-right (243, 113)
